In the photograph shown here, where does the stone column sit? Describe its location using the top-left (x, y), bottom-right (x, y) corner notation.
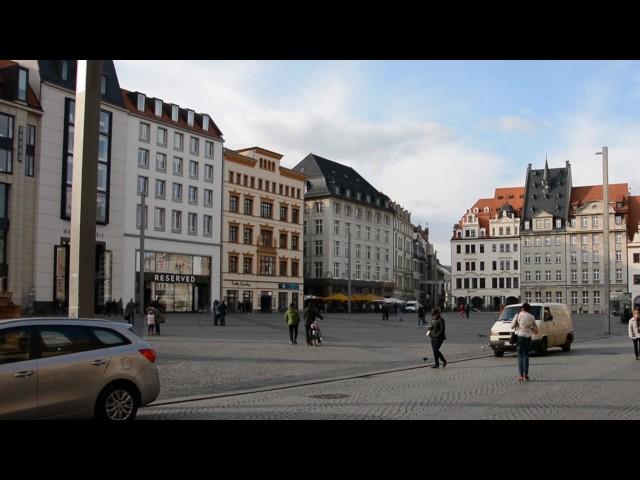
top-left (68, 60), bottom-right (102, 319)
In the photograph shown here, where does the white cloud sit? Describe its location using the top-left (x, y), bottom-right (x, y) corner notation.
top-left (112, 61), bottom-right (538, 265)
top-left (498, 115), bottom-right (537, 134)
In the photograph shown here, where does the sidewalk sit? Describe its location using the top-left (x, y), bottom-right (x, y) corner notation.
top-left (139, 335), bottom-right (640, 420)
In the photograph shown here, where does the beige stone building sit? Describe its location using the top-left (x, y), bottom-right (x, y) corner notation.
top-left (0, 61), bottom-right (42, 308)
top-left (222, 147), bottom-right (304, 312)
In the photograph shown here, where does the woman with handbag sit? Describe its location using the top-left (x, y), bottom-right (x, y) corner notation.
top-left (510, 303), bottom-right (538, 383)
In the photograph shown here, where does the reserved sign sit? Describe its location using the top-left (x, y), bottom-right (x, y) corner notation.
top-left (154, 273), bottom-right (196, 283)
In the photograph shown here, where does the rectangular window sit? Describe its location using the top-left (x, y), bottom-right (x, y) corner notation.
top-left (513, 278), bottom-right (519, 289)
top-left (18, 68), bottom-right (28, 101)
top-left (157, 127), bottom-right (167, 146)
top-left (188, 186), bottom-right (198, 204)
top-left (62, 101), bottom-right (111, 222)
top-left (204, 164), bottom-right (213, 182)
top-left (525, 271), bottom-right (531, 281)
top-left (138, 148), bottom-right (149, 168)
top-left (136, 204), bottom-right (148, 229)
top-left (280, 233), bottom-right (288, 249)
top-left (292, 208), bottom-right (300, 224)
top-left (137, 93), bottom-right (145, 112)
top-left (205, 141), bottom-right (214, 159)
top-left (315, 219), bottom-right (323, 234)
top-left (171, 210), bottom-right (182, 232)
top-left (172, 183), bottom-right (183, 202)
top-left (260, 257), bottom-right (276, 276)
top-left (261, 202), bottom-right (273, 218)
top-left (229, 255), bottom-right (238, 273)
top-left (188, 213), bottom-right (197, 234)
top-left (556, 270), bottom-right (562, 281)
top-left (571, 291), bottom-right (578, 305)
top-left (229, 195), bottom-right (239, 213)
top-left (137, 176), bottom-right (148, 195)
top-left (156, 152), bottom-right (166, 172)
top-left (190, 137), bottom-right (199, 155)
top-left (155, 179), bottom-right (165, 199)
top-left (229, 225), bottom-right (239, 243)
top-left (243, 227), bottom-right (253, 245)
top-left (154, 207), bottom-right (165, 231)
top-left (173, 156), bottom-right (183, 175)
top-left (203, 215), bottom-right (212, 236)
top-left (582, 291), bottom-right (589, 304)
top-left (280, 205), bottom-right (288, 222)
top-left (139, 122), bottom-right (150, 142)
top-left (189, 160), bottom-right (198, 179)
top-left (314, 240), bottom-right (323, 256)
top-left (174, 132), bottom-right (183, 151)
top-left (25, 124), bottom-right (35, 177)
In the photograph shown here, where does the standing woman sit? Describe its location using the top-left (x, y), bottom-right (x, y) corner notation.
top-left (427, 308), bottom-right (447, 368)
top-left (510, 303), bottom-right (538, 383)
top-left (628, 307), bottom-right (640, 359)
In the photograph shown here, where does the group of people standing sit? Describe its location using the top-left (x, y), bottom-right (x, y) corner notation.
top-left (145, 298), bottom-right (166, 336)
top-left (284, 302), bottom-right (323, 346)
top-left (212, 300), bottom-right (228, 326)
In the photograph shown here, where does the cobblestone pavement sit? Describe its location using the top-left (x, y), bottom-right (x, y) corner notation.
top-left (138, 335), bottom-right (640, 420)
top-left (102, 309), bottom-right (627, 402)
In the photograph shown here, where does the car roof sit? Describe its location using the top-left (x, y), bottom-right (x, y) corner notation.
top-left (504, 303), bottom-right (568, 308)
top-left (0, 317), bottom-right (133, 330)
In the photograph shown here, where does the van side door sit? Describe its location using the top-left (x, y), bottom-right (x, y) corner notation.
top-left (542, 307), bottom-right (557, 346)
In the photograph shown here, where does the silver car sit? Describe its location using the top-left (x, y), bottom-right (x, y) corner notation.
top-left (0, 318), bottom-right (160, 420)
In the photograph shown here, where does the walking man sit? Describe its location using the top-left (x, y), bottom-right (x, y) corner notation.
top-left (124, 298), bottom-right (136, 325)
top-left (427, 308), bottom-right (447, 368)
top-left (285, 302), bottom-right (301, 345)
top-left (465, 303), bottom-right (470, 319)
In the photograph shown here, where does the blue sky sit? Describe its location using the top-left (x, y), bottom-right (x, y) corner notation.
top-left (115, 60), bottom-right (640, 264)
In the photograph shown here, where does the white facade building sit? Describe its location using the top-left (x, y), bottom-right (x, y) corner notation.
top-left (121, 89), bottom-right (224, 312)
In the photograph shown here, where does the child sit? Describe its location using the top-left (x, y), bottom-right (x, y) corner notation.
top-left (147, 307), bottom-right (156, 336)
top-left (310, 320), bottom-right (322, 346)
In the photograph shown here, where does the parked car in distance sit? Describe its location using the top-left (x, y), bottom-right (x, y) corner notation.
top-left (488, 303), bottom-right (574, 357)
top-left (404, 301), bottom-right (422, 313)
top-left (0, 318), bottom-right (160, 420)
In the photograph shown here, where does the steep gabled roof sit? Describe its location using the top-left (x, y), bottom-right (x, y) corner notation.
top-left (293, 153), bottom-right (392, 210)
top-left (628, 195), bottom-right (640, 241)
top-left (522, 162), bottom-right (572, 221)
top-left (0, 60), bottom-right (42, 111)
top-left (570, 184), bottom-right (629, 207)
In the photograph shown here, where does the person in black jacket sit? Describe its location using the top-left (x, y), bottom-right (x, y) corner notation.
top-left (218, 300), bottom-right (228, 326)
top-left (303, 301), bottom-right (324, 346)
top-left (427, 308), bottom-right (447, 368)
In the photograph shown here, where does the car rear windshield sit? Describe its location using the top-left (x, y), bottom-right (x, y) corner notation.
top-left (499, 306), bottom-right (542, 321)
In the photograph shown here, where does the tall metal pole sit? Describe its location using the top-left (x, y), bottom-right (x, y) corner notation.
top-left (347, 226), bottom-right (352, 314)
top-left (69, 60), bottom-right (102, 319)
top-left (136, 192), bottom-right (146, 337)
top-left (601, 146), bottom-right (611, 336)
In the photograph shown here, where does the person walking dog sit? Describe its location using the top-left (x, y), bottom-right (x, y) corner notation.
top-left (427, 308), bottom-right (447, 368)
top-left (511, 302), bottom-right (538, 383)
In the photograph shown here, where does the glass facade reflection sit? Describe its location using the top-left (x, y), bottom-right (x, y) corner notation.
top-left (136, 250), bottom-right (211, 312)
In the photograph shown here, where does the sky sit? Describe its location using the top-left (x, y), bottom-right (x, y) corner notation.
top-left (115, 60), bottom-right (640, 265)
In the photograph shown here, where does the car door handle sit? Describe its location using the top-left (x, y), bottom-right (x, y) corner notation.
top-left (14, 370), bottom-right (34, 378)
top-left (91, 359), bottom-right (108, 366)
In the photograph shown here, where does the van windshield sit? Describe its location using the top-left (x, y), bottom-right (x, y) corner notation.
top-left (499, 306), bottom-right (542, 321)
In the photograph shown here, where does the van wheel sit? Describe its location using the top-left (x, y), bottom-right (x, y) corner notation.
top-left (562, 335), bottom-right (572, 352)
top-left (538, 338), bottom-right (548, 356)
top-left (95, 383), bottom-right (140, 421)
top-left (494, 350), bottom-right (504, 357)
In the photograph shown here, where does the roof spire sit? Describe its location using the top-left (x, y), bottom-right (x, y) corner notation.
top-left (543, 154), bottom-right (550, 184)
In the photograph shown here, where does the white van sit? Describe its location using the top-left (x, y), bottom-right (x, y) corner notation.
top-left (404, 301), bottom-right (422, 313)
top-left (489, 303), bottom-right (574, 357)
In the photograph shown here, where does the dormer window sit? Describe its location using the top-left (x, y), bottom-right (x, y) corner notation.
top-left (60, 60), bottom-right (69, 81)
top-left (202, 115), bottom-right (209, 131)
top-left (137, 93), bottom-right (146, 112)
top-left (171, 105), bottom-right (179, 122)
top-left (18, 68), bottom-right (28, 102)
top-left (524, 220), bottom-right (530, 230)
top-left (155, 99), bottom-right (163, 117)
top-left (187, 110), bottom-right (194, 127)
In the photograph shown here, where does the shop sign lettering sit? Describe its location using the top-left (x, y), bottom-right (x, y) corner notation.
top-left (154, 274), bottom-right (196, 283)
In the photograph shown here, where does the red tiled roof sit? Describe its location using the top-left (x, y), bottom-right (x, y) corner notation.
top-left (121, 89), bottom-right (223, 140)
top-left (627, 195), bottom-right (640, 241)
top-left (453, 186), bottom-right (525, 238)
top-left (570, 183), bottom-right (628, 206)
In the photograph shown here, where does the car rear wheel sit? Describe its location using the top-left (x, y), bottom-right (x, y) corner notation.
top-left (95, 383), bottom-right (140, 421)
top-left (562, 334), bottom-right (572, 352)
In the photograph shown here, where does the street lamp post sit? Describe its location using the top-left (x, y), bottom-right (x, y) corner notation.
top-left (347, 226), bottom-right (352, 314)
top-left (136, 191), bottom-right (146, 338)
top-left (596, 146), bottom-right (611, 336)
